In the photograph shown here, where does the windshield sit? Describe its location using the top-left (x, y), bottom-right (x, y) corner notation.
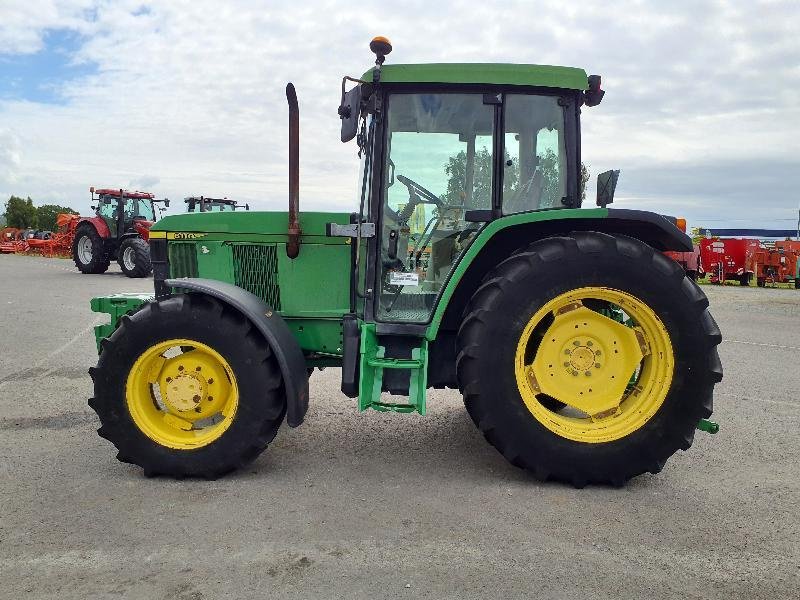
top-left (127, 198), bottom-right (155, 221)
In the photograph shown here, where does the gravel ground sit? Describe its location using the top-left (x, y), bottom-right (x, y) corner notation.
top-left (1, 254), bottom-right (798, 599)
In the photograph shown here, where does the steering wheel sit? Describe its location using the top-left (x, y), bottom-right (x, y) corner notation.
top-left (386, 174), bottom-right (443, 224)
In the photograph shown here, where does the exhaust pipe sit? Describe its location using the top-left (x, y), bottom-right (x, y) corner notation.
top-left (286, 83), bottom-right (301, 259)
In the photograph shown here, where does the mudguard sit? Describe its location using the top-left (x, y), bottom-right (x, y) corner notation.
top-left (605, 209), bottom-right (692, 252)
top-left (166, 278), bottom-right (310, 427)
top-left (77, 216), bottom-right (111, 238)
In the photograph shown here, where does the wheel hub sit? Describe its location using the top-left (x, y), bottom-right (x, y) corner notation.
top-left (126, 339), bottom-right (238, 449)
top-left (530, 304), bottom-right (644, 417)
top-left (164, 374), bottom-right (205, 412)
top-left (565, 342), bottom-right (599, 373)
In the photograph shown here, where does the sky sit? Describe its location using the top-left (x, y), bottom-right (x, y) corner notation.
top-left (0, 0), bottom-right (799, 232)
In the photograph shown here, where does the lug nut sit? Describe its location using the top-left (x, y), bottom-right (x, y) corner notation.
top-left (207, 378), bottom-right (214, 384)
top-left (178, 365), bottom-right (184, 371)
top-left (587, 341), bottom-right (593, 347)
top-left (573, 340), bottom-right (580, 346)
top-left (563, 361), bottom-right (570, 367)
top-left (207, 396), bottom-right (214, 402)
top-left (564, 349), bottom-right (571, 355)
top-left (595, 363), bottom-right (601, 368)
top-left (585, 371), bottom-right (591, 377)
top-left (195, 366), bottom-right (202, 372)
top-left (571, 370), bottom-right (579, 376)
top-left (194, 407), bottom-right (202, 413)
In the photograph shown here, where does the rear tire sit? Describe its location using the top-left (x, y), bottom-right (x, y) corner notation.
top-left (89, 294), bottom-right (286, 479)
top-left (456, 232), bottom-right (722, 487)
top-left (72, 224), bottom-right (110, 274)
top-left (118, 237), bottom-right (152, 278)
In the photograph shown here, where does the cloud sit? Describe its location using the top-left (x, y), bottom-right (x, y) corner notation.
top-left (0, 128), bottom-right (22, 183)
top-left (129, 174), bottom-right (159, 189)
top-left (0, 0), bottom-right (797, 231)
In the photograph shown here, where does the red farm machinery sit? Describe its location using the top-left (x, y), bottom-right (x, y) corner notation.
top-left (751, 241), bottom-right (800, 288)
top-left (664, 245), bottom-right (700, 280)
top-left (71, 187), bottom-right (168, 278)
top-left (699, 237), bottom-right (760, 285)
top-left (698, 237), bottom-right (800, 288)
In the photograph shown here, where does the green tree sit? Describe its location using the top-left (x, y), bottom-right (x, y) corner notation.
top-left (442, 147), bottom-right (517, 209)
top-left (36, 204), bottom-right (78, 231)
top-left (442, 149), bottom-right (588, 207)
top-left (3, 196), bottom-right (38, 228)
top-left (579, 162), bottom-right (590, 202)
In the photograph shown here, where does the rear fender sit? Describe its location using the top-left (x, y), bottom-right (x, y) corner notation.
top-left (166, 278), bottom-right (310, 427)
top-left (428, 208), bottom-right (692, 340)
top-left (77, 216), bottom-right (110, 238)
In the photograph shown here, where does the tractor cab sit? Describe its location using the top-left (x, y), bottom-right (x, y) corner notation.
top-left (185, 196), bottom-right (250, 213)
top-left (337, 41), bottom-right (606, 325)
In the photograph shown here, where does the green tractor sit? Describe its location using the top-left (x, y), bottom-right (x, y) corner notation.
top-left (89, 39), bottom-right (721, 486)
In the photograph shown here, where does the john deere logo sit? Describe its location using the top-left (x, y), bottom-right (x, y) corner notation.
top-left (172, 232), bottom-right (207, 240)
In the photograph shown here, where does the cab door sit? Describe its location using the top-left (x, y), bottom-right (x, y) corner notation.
top-left (375, 92), bottom-right (496, 324)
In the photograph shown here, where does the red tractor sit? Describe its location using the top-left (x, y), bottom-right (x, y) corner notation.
top-left (71, 187), bottom-right (169, 278)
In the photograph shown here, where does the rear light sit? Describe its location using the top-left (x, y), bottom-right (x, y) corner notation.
top-left (675, 218), bottom-right (687, 233)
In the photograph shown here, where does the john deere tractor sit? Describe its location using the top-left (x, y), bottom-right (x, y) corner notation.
top-left (88, 39), bottom-right (722, 486)
top-left (72, 187), bottom-right (169, 278)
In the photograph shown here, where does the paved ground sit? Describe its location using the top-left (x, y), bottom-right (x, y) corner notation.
top-left (1, 254), bottom-right (798, 600)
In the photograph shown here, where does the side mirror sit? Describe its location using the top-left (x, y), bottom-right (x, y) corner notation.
top-left (339, 84), bottom-right (363, 143)
top-left (164, 198), bottom-right (170, 207)
top-left (91, 205), bottom-right (97, 211)
top-left (584, 74), bottom-right (605, 107)
top-left (596, 170), bottom-right (620, 208)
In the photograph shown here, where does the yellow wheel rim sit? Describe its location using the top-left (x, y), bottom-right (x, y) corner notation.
top-left (514, 287), bottom-right (674, 443)
top-left (126, 339), bottom-right (239, 449)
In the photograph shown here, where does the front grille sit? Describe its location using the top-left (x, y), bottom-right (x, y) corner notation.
top-left (168, 243), bottom-right (198, 278)
top-left (232, 244), bottom-right (281, 309)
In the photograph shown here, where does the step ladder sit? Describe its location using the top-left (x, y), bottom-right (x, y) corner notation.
top-left (358, 324), bottom-right (428, 415)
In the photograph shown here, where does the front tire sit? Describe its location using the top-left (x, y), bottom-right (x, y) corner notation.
top-left (456, 232), bottom-right (722, 487)
top-left (118, 237), bottom-right (152, 278)
top-left (89, 294), bottom-right (286, 478)
top-left (72, 224), bottom-right (110, 274)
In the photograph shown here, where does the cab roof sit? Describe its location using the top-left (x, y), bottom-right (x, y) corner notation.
top-left (362, 63), bottom-right (588, 90)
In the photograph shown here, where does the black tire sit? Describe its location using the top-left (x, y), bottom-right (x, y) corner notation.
top-left (739, 274), bottom-right (750, 286)
top-left (89, 294), bottom-right (286, 478)
top-left (72, 224), bottom-right (111, 274)
top-left (456, 232), bottom-right (722, 487)
top-left (757, 279), bottom-right (765, 288)
top-left (794, 278), bottom-right (800, 290)
top-left (118, 237), bottom-right (152, 278)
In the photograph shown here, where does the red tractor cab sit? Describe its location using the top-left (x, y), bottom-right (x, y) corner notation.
top-left (71, 187), bottom-right (169, 278)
